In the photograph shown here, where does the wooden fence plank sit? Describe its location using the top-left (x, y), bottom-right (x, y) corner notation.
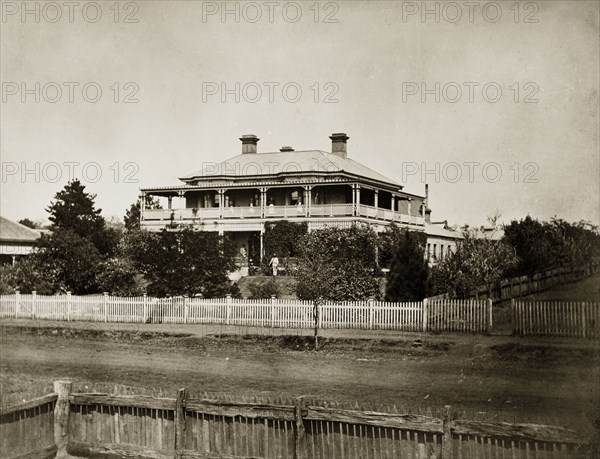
top-left (53, 380), bottom-right (72, 458)
top-left (294, 396), bottom-right (306, 459)
top-left (175, 388), bottom-right (188, 452)
top-left (0, 393), bottom-right (58, 416)
top-left (442, 405), bottom-right (453, 459)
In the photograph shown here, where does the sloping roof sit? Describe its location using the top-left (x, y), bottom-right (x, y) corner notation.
top-left (0, 217), bottom-right (42, 243)
top-left (471, 227), bottom-right (505, 241)
top-left (425, 223), bottom-right (464, 240)
top-left (180, 150), bottom-right (400, 187)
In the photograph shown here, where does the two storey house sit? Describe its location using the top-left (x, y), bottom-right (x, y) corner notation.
top-left (140, 133), bottom-right (456, 267)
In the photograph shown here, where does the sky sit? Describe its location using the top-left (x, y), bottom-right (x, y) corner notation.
top-left (1, 0), bottom-right (599, 227)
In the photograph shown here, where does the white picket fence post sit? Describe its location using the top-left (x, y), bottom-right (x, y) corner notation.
top-left (270, 296), bottom-right (276, 328)
top-left (581, 302), bottom-right (587, 338)
top-left (103, 292), bottom-right (109, 322)
top-left (183, 297), bottom-right (189, 324)
top-left (31, 291), bottom-right (37, 319)
top-left (422, 299), bottom-right (428, 332)
top-left (368, 299), bottom-right (374, 330)
top-left (15, 290), bottom-right (20, 318)
top-left (226, 295), bottom-right (232, 325)
top-left (66, 291), bottom-right (72, 321)
top-left (143, 294), bottom-right (148, 323)
top-left (487, 298), bottom-right (493, 334)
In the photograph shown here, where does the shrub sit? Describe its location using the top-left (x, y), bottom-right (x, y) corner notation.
top-left (295, 225), bottom-right (381, 301)
top-left (248, 278), bottom-right (281, 299)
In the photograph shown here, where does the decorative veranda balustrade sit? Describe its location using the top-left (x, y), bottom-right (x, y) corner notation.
top-left (142, 204), bottom-right (424, 225)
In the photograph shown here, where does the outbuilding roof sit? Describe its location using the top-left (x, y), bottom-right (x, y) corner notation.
top-left (425, 223), bottom-right (464, 240)
top-left (0, 217), bottom-right (42, 243)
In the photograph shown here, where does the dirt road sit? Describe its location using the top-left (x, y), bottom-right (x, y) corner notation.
top-left (1, 323), bottom-right (598, 438)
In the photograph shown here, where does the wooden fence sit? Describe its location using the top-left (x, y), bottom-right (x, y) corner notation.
top-left (0, 293), bottom-right (493, 334)
top-left (0, 380), bottom-right (588, 459)
top-left (429, 264), bottom-right (596, 305)
top-left (512, 300), bottom-right (600, 339)
top-left (0, 393), bottom-right (57, 459)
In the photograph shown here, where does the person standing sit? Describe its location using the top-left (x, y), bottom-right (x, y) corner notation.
top-left (269, 254), bottom-right (279, 276)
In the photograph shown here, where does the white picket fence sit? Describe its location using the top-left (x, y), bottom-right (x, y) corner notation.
top-left (426, 299), bottom-right (491, 334)
top-left (0, 292), bottom-right (493, 333)
top-left (512, 300), bottom-right (600, 339)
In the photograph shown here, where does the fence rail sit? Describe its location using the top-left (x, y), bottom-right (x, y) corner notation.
top-left (1, 381), bottom-right (587, 459)
top-left (0, 293), bottom-right (493, 334)
top-left (512, 300), bottom-right (600, 339)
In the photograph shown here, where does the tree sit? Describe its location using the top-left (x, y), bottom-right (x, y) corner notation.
top-left (502, 216), bottom-right (600, 277)
top-left (486, 208), bottom-right (503, 228)
top-left (96, 258), bottom-right (146, 296)
top-left (295, 225), bottom-right (381, 302)
top-left (503, 216), bottom-right (558, 277)
top-left (47, 179), bottom-right (103, 237)
top-left (124, 195), bottom-right (162, 231)
top-left (295, 225), bottom-right (381, 349)
top-left (23, 179), bottom-right (127, 295)
top-left (378, 223), bottom-right (426, 270)
top-left (385, 230), bottom-right (430, 301)
top-left (126, 227), bottom-right (237, 298)
top-left (0, 257), bottom-right (55, 295)
top-left (431, 233), bottom-right (518, 299)
top-left (35, 230), bottom-right (102, 294)
top-left (46, 179), bottom-right (117, 256)
top-left (546, 218), bottom-right (600, 270)
top-left (18, 218), bottom-right (38, 229)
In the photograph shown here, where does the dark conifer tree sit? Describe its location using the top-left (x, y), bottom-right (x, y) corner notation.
top-left (385, 230), bottom-right (430, 301)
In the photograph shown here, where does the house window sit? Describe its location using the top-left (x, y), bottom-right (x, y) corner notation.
top-left (440, 245), bottom-right (444, 260)
top-left (427, 243), bottom-right (431, 260)
top-left (290, 190), bottom-right (300, 205)
top-left (433, 244), bottom-right (437, 260)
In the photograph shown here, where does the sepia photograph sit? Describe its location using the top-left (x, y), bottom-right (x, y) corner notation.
top-left (1, 1), bottom-right (599, 457)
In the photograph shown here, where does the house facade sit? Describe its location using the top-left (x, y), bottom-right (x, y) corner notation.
top-left (425, 221), bottom-right (463, 266)
top-left (140, 133), bottom-right (457, 267)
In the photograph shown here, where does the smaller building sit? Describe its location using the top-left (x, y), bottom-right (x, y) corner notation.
top-left (424, 221), bottom-right (463, 266)
top-left (421, 184), bottom-right (463, 266)
top-left (0, 217), bottom-right (42, 265)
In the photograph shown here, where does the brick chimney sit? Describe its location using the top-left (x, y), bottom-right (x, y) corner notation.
top-left (280, 146), bottom-right (294, 152)
top-left (329, 133), bottom-right (349, 158)
top-left (240, 134), bottom-right (259, 154)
